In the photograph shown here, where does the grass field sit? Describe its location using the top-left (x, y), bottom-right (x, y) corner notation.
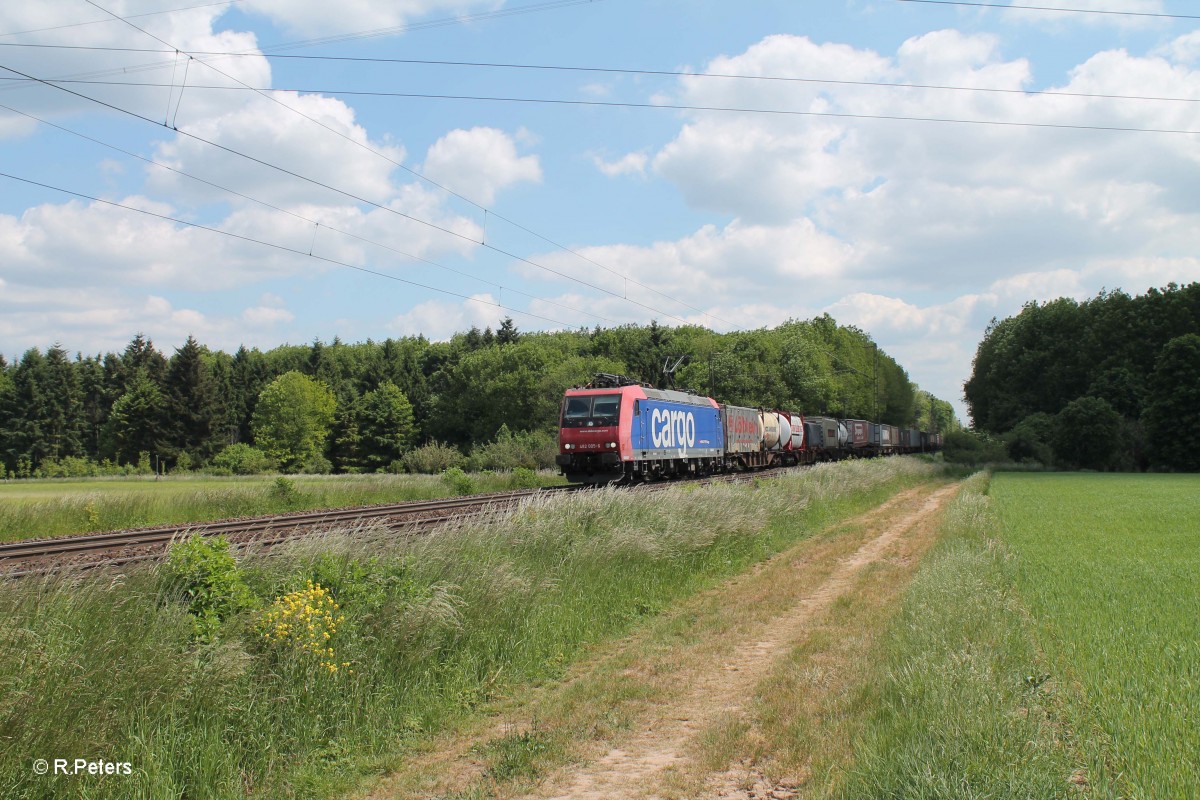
top-left (991, 473), bottom-right (1200, 799)
top-left (0, 458), bottom-right (935, 800)
top-left (6, 467), bottom-right (1193, 799)
top-left (803, 471), bottom-right (1199, 799)
top-left (0, 471), bottom-right (565, 542)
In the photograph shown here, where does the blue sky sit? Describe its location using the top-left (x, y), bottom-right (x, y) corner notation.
top-left (2, 0), bottom-right (1199, 422)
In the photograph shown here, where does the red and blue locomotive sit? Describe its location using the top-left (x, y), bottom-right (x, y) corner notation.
top-left (555, 373), bottom-right (940, 483)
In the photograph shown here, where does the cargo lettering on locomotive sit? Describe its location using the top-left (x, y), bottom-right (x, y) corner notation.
top-left (651, 407), bottom-right (696, 448)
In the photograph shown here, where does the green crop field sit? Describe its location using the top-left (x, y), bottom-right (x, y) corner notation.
top-left (992, 473), bottom-right (1200, 799)
top-left (828, 471), bottom-right (1199, 799)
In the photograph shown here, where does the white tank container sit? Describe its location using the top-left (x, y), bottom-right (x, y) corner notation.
top-left (776, 413), bottom-right (792, 450)
top-left (759, 411), bottom-right (781, 450)
top-left (788, 413), bottom-right (804, 449)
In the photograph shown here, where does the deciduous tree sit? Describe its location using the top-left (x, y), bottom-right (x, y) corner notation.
top-left (1143, 333), bottom-right (1200, 471)
top-left (251, 371), bottom-right (336, 472)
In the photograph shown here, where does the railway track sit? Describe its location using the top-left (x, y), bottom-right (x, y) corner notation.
top-left (0, 467), bottom-right (803, 577)
top-left (0, 487), bottom-right (580, 577)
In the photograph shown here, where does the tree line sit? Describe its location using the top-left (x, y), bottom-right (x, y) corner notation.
top-left (963, 282), bottom-right (1200, 471)
top-left (0, 316), bottom-right (956, 477)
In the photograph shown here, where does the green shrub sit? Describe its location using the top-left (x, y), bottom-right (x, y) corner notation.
top-left (162, 535), bottom-right (254, 640)
top-left (943, 429), bottom-right (1007, 465)
top-left (441, 466), bottom-right (477, 495)
top-left (306, 553), bottom-right (424, 609)
top-left (400, 441), bottom-right (466, 474)
top-left (1004, 412), bottom-right (1055, 465)
top-left (1053, 396), bottom-right (1122, 470)
top-left (211, 443), bottom-right (274, 475)
top-left (510, 467), bottom-right (540, 489)
top-left (36, 456), bottom-right (100, 478)
top-left (467, 425), bottom-right (557, 471)
top-left (271, 476), bottom-right (302, 505)
top-left (301, 453), bottom-right (333, 474)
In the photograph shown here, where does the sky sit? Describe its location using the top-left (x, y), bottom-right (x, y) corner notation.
top-left (2, 0), bottom-right (1199, 423)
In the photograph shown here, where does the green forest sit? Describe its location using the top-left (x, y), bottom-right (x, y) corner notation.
top-left (963, 282), bottom-right (1200, 471)
top-left (0, 316), bottom-right (955, 478)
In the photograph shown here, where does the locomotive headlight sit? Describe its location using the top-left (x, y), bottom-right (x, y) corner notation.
top-left (607, 442), bottom-right (617, 448)
top-left (563, 444), bottom-right (574, 450)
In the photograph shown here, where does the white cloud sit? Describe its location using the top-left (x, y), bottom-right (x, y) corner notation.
top-left (387, 293), bottom-right (507, 340)
top-left (148, 91), bottom-right (407, 208)
top-left (1156, 30), bottom-right (1200, 65)
top-left (242, 304), bottom-right (295, 326)
top-left (0, 5), bottom-right (267, 133)
top-left (1002, 0), bottom-right (1166, 29)
top-left (421, 127), bottom-right (542, 206)
top-left (594, 151), bottom-right (648, 177)
top-left (239, 0), bottom-right (497, 37)
top-left (645, 31), bottom-right (1200, 288)
top-left (522, 216), bottom-right (859, 320)
top-left (0, 282), bottom-right (300, 359)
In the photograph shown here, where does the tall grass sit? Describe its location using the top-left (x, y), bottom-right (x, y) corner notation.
top-left (0, 458), bottom-right (935, 800)
top-left (0, 471), bottom-right (565, 543)
top-left (831, 473), bottom-right (1083, 799)
top-left (992, 473), bottom-right (1200, 799)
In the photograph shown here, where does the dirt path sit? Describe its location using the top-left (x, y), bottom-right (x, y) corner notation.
top-left (525, 482), bottom-right (961, 800)
top-left (362, 479), bottom-right (961, 800)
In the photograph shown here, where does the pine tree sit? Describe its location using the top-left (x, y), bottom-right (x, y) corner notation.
top-left (496, 317), bottom-right (519, 345)
top-left (0, 348), bottom-right (84, 470)
top-left (42, 345), bottom-right (85, 462)
top-left (102, 368), bottom-right (166, 465)
top-left (231, 346), bottom-right (270, 444)
top-left (164, 336), bottom-right (221, 464)
top-left (356, 382), bottom-right (415, 471)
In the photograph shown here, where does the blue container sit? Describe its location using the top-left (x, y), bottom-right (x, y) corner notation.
top-left (629, 393), bottom-right (723, 460)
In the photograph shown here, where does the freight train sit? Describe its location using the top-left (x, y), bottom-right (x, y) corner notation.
top-left (555, 373), bottom-right (942, 484)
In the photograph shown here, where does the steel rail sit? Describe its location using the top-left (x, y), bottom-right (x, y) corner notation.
top-left (0, 466), bottom-right (805, 577)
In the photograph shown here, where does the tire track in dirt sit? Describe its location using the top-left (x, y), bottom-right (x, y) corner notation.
top-left (525, 481), bottom-right (962, 800)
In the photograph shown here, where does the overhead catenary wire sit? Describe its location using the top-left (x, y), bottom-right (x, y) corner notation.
top-left (893, 0), bottom-right (1200, 20)
top-left (0, 0), bottom-right (243, 39)
top-left (0, 171), bottom-right (584, 331)
top-left (0, 0), bottom-right (734, 329)
top-left (0, 56), bottom-right (705, 328)
top-left (71, 0), bottom-right (719, 330)
top-left (8, 72), bottom-right (1199, 136)
top-left (0, 99), bottom-right (621, 327)
top-left (0, 0), bottom-right (597, 41)
top-left (6, 4), bottom-right (1194, 323)
top-left (6, 43), bottom-right (1200, 106)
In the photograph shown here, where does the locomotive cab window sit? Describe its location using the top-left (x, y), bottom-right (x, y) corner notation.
top-left (561, 394), bottom-right (620, 427)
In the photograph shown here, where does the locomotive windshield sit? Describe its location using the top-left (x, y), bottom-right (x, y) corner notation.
top-left (562, 394), bottom-right (620, 427)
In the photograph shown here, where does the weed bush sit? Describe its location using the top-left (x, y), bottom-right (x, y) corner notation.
top-left (943, 429), bottom-right (1007, 465)
top-left (440, 466), bottom-right (477, 495)
top-left (271, 476), bottom-right (303, 506)
top-left (466, 425), bottom-right (557, 471)
top-left (211, 443), bottom-right (275, 475)
top-left (399, 441), bottom-right (465, 474)
top-left (162, 535), bottom-right (255, 640)
top-left (509, 467), bottom-right (540, 489)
